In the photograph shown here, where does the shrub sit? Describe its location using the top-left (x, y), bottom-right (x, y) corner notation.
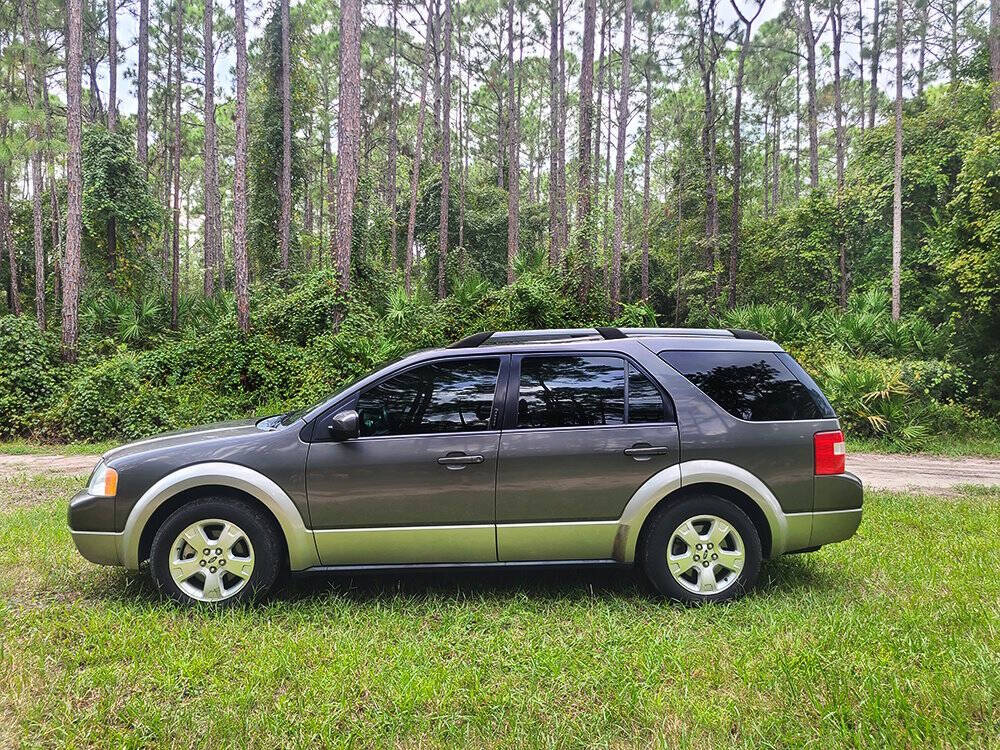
top-left (0, 316), bottom-right (64, 438)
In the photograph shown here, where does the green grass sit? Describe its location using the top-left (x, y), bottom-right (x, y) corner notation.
top-left (2, 478), bottom-right (999, 748)
top-left (0, 440), bottom-right (114, 456)
top-left (849, 434), bottom-right (1000, 458)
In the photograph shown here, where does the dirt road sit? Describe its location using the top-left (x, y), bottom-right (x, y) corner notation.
top-left (0, 450), bottom-right (998, 494)
top-left (847, 453), bottom-right (1000, 494)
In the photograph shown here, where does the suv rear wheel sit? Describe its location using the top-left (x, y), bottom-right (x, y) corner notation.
top-left (150, 497), bottom-right (283, 606)
top-left (640, 495), bottom-right (762, 604)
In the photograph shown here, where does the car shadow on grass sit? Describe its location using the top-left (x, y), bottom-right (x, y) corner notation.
top-left (84, 553), bottom-right (838, 609)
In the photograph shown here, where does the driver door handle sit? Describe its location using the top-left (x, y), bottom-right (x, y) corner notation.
top-left (623, 444), bottom-right (670, 460)
top-left (437, 454), bottom-right (485, 468)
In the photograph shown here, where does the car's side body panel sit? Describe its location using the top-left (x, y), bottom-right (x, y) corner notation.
top-left (67, 330), bottom-right (864, 576)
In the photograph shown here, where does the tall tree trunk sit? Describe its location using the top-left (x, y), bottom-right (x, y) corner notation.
top-left (457, 11), bottom-right (467, 257)
top-left (107, 0), bottom-right (117, 130)
top-left (640, 2), bottom-right (655, 303)
top-left (832, 0), bottom-right (848, 307)
top-left (892, 0), bottom-right (903, 321)
top-left (22, 0), bottom-right (46, 327)
top-left (578, 0), bottom-right (596, 258)
top-left (916, 0), bottom-right (929, 96)
top-left (279, 0), bottom-right (292, 269)
top-left (556, 0), bottom-right (568, 253)
top-left (203, 0), bottom-right (219, 296)
top-left (868, 0), bottom-right (881, 128)
top-left (388, 0), bottom-right (399, 270)
top-left (763, 104), bottom-right (770, 219)
top-left (335, 0), bottom-right (362, 305)
top-left (611, 0), bottom-right (633, 310)
top-left (801, 0), bottom-right (820, 189)
top-left (234, 0), bottom-right (249, 330)
top-left (0, 161), bottom-right (20, 317)
top-left (593, 2), bottom-right (607, 205)
top-left (794, 23), bottom-right (801, 198)
top-left (697, 0), bottom-right (720, 303)
top-left (506, 0), bottom-right (518, 285)
top-left (991, 0), bottom-right (1000, 115)
top-left (62, 0), bottom-right (84, 359)
top-left (404, 0), bottom-right (435, 294)
top-left (438, 0), bottom-right (452, 298)
top-left (137, 0), bottom-right (149, 166)
top-left (171, 0), bottom-right (182, 330)
top-left (728, 0), bottom-right (761, 309)
top-left (547, 0), bottom-right (560, 266)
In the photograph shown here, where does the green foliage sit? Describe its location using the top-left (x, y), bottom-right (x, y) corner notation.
top-left (80, 127), bottom-right (162, 293)
top-left (0, 316), bottom-right (64, 438)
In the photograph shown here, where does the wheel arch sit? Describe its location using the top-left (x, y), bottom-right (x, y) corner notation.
top-left (137, 484), bottom-right (288, 567)
top-left (614, 460), bottom-right (789, 563)
top-left (121, 462), bottom-right (319, 571)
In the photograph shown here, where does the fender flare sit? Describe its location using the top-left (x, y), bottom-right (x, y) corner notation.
top-left (120, 462), bottom-right (320, 570)
top-left (614, 460), bottom-right (789, 562)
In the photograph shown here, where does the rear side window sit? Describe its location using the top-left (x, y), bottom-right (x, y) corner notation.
top-left (515, 356), bottom-right (673, 428)
top-left (659, 350), bottom-right (835, 422)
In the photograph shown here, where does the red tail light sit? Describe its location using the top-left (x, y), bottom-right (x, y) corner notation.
top-left (814, 430), bottom-right (846, 475)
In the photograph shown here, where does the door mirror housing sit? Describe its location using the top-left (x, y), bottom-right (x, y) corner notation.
top-left (328, 410), bottom-right (360, 441)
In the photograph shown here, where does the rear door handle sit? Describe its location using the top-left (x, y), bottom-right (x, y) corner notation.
top-left (623, 445), bottom-right (670, 459)
top-left (437, 454), bottom-right (485, 468)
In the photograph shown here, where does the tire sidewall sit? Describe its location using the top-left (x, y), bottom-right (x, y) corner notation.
top-left (641, 495), bottom-right (762, 604)
top-left (150, 498), bottom-right (283, 607)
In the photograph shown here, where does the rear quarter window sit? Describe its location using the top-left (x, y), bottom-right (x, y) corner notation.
top-left (659, 350), bottom-right (835, 422)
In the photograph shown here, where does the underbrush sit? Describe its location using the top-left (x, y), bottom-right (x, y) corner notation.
top-left (1, 274), bottom-right (995, 449)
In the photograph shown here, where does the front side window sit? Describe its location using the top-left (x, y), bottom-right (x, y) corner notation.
top-left (659, 350), bottom-right (835, 422)
top-left (356, 358), bottom-right (500, 437)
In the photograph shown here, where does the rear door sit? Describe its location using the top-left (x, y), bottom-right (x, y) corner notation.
top-left (306, 355), bottom-right (509, 565)
top-left (496, 353), bottom-right (679, 561)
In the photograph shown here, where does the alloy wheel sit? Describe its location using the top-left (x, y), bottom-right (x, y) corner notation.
top-left (168, 518), bottom-right (255, 602)
top-left (666, 514), bottom-right (746, 595)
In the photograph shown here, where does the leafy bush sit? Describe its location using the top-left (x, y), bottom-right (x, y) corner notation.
top-left (0, 317), bottom-right (64, 438)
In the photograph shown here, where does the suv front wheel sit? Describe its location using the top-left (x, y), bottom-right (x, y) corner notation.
top-left (640, 495), bottom-right (762, 604)
top-left (150, 497), bottom-right (284, 606)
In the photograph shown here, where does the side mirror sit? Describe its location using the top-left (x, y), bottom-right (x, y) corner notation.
top-left (328, 410), bottom-right (360, 442)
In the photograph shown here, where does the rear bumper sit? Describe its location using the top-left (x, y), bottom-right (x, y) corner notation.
top-left (70, 530), bottom-right (123, 566)
top-left (782, 472), bottom-right (863, 554)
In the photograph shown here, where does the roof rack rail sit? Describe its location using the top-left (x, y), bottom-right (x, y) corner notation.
top-left (446, 327), bottom-right (750, 348)
top-left (727, 328), bottom-right (768, 340)
top-left (446, 331), bottom-right (493, 349)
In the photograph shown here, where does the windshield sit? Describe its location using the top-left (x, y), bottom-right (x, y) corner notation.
top-left (277, 356), bottom-right (405, 426)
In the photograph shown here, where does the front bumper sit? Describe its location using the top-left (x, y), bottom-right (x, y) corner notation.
top-left (70, 530), bottom-right (122, 565)
top-left (68, 489), bottom-right (122, 566)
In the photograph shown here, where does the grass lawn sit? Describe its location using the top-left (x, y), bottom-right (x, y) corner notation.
top-left (0, 440), bottom-right (115, 457)
top-left (849, 434), bottom-right (1000, 459)
top-left (1, 476), bottom-right (999, 749)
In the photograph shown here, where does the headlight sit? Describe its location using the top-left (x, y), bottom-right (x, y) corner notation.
top-left (87, 462), bottom-right (119, 497)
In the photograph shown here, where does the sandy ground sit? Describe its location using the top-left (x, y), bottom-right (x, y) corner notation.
top-left (847, 453), bottom-right (1000, 494)
top-left (0, 451), bottom-right (998, 495)
top-left (0, 454), bottom-right (100, 476)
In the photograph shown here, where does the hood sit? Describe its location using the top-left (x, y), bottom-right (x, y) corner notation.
top-left (101, 418), bottom-right (264, 463)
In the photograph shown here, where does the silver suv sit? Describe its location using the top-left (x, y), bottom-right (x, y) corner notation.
top-left (68, 327), bottom-right (862, 605)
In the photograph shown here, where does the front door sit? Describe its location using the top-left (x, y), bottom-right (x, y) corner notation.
top-left (306, 355), bottom-right (508, 565)
top-left (496, 353), bottom-right (679, 560)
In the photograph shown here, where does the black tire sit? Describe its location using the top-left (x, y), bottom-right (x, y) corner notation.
top-left (639, 495), bottom-right (762, 604)
top-left (150, 497), bottom-right (284, 606)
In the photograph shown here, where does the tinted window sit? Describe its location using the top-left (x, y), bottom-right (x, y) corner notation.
top-left (628, 364), bottom-right (673, 423)
top-left (356, 358), bottom-right (500, 437)
top-left (517, 356), bottom-right (625, 428)
top-left (660, 350), bottom-right (834, 421)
